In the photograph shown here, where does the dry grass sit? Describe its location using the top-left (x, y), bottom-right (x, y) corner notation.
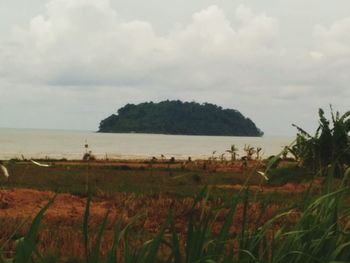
top-left (0, 188), bottom-right (287, 259)
top-left (0, 160), bottom-right (332, 261)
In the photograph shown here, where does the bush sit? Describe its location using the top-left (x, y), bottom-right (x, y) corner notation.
top-left (191, 173), bottom-right (201, 184)
top-left (268, 165), bottom-right (313, 185)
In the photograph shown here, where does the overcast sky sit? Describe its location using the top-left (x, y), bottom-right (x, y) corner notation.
top-left (0, 0), bottom-right (349, 135)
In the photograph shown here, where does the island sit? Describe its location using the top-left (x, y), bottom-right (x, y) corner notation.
top-left (98, 100), bottom-right (263, 136)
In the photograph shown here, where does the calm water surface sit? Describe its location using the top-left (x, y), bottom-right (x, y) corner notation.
top-left (0, 128), bottom-right (293, 160)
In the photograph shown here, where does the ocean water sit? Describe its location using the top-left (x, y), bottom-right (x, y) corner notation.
top-left (0, 128), bottom-right (293, 160)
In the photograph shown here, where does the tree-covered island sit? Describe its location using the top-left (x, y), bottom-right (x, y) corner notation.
top-left (98, 100), bottom-right (263, 136)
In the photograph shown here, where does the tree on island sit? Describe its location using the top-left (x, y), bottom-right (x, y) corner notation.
top-left (98, 100), bottom-right (263, 137)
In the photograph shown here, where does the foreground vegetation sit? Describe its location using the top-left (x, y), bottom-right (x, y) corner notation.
top-left (0, 159), bottom-right (316, 205)
top-left (1, 164), bottom-right (349, 263)
top-left (288, 106), bottom-right (349, 176)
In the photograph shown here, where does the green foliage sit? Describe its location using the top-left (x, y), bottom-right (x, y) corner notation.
top-left (290, 107), bottom-right (350, 177)
top-left (268, 165), bottom-right (313, 185)
top-left (39, 252), bottom-right (61, 263)
top-left (14, 197), bottom-right (55, 263)
top-left (98, 100), bottom-right (263, 136)
top-left (0, 164), bottom-right (263, 199)
top-left (83, 193), bottom-right (112, 263)
top-left (191, 174), bottom-right (201, 184)
top-left (0, 197), bottom-right (55, 263)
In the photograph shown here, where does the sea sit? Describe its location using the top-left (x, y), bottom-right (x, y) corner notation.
top-left (0, 128), bottom-right (294, 160)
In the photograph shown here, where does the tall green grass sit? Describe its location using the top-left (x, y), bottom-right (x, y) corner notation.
top-left (1, 165), bottom-right (350, 263)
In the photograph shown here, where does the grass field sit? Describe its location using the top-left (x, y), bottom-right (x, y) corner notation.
top-left (0, 160), bottom-right (312, 201)
top-left (1, 161), bottom-right (248, 195)
top-left (1, 159), bottom-right (348, 262)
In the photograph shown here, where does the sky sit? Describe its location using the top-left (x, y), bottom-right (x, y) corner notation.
top-left (0, 0), bottom-right (349, 135)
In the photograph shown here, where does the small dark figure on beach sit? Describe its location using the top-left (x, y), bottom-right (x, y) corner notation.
top-left (83, 151), bottom-right (95, 161)
top-left (240, 156), bottom-right (248, 171)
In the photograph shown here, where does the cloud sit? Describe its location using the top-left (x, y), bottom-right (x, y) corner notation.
top-left (0, 0), bottom-right (349, 134)
top-left (1, 0), bottom-right (280, 90)
top-left (312, 17), bottom-right (350, 58)
top-left (306, 17), bottom-right (350, 95)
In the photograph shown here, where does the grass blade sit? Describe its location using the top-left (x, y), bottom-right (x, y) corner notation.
top-left (90, 209), bottom-right (110, 263)
top-left (83, 193), bottom-right (91, 263)
top-left (13, 196), bottom-right (55, 263)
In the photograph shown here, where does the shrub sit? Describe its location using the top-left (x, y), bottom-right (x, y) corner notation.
top-left (268, 165), bottom-right (313, 185)
top-left (191, 174), bottom-right (201, 184)
top-left (290, 107), bottom-right (350, 177)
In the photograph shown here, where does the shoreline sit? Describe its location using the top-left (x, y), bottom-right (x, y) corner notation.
top-left (0, 128), bottom-right (294, 161)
